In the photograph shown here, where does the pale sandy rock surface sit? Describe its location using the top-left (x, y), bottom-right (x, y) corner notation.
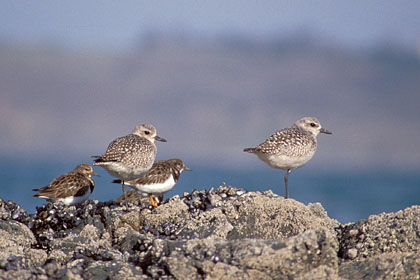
top-left (337, 205), bottom-right (420, 279)
top-left (0, 186), bottom-right (420, 279)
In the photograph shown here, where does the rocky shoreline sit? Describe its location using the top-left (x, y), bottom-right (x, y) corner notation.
top-left (1, 185), bottom-right (419, 279)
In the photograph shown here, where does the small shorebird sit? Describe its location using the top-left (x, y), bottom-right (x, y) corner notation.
top-left (113, 158), bottom-right (191, 207)
top-left (244, 117), bottom-right (331, 199)
top-left (33, 164), bottom-right (98, 206)
top-left (92, 124), bottom-right (166, 206)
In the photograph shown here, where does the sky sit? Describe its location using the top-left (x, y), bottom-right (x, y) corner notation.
top-left (1, 1), bottom-right (420, 50)
top-left (1, 1), bottom-right (420, 171)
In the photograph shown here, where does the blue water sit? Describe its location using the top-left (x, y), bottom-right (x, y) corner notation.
top-left (1, 159), bottom-right (419, 224)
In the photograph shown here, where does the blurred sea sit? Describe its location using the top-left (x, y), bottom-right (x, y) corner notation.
top-left (1, 159), bottom-right (419, 224)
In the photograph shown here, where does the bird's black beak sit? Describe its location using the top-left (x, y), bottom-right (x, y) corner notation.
top-left (320, 128), bottom-right (332, 134)
top-left (155, 135), bottom-right (167, 142)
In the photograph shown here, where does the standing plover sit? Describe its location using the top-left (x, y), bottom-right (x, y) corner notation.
top-left (33, 164), bottom-right (98, 206)
top-left (244, 117), bottom-right (331, 199)
top-left (92, 124), bottom-right (166, 206)
top-left (113, 158), bottom-right (191, 207)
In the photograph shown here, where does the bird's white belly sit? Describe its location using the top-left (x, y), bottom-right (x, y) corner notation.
top-left (57, 189), bottom-right (92, 206)
top-left (256, 152), bottom-right (315, 170)
top-left (101, 162), bottom-right (151, 181)
top-left (128, 176), bottom-right (176, 194)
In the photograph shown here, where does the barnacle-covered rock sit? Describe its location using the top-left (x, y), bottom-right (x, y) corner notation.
top-left (0, 198), bottom-right (30, 224)
top-left (1, 185), bottom-right (420, 279)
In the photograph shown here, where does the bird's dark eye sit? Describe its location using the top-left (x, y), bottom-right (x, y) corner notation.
top-left (144, 131), bottom-right (150, 135)
top-left (310, 123), bottom-right (317, 127)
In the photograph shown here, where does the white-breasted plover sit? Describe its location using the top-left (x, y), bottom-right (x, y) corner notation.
top-left (92, 124), bottom-right (166, 206)
top-left (244, 117), bottom-right (331, 199)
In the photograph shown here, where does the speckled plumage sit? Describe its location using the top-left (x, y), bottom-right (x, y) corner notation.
top-left (94, 134), bottom-right (156, 169)
top-left (92, 124), bottom-right (166, 206)
top-left (113, 158), bottom-right (191, 207)
top-left (92, 124), bottom-right (166, 179)
top-left (247, 126), bottom-right (317, 158)
top-left (244, 117), bottom-right (331, 198)
top-left (33, 164), bottom-right (98, 206)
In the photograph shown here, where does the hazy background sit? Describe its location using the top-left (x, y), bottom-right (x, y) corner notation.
top-left (1, 1), bottom-right (420, 222)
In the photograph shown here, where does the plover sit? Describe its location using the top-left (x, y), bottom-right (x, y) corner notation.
top-left (112, 158), bottom-right (191, 207)
top-left (244, 117), bottom-right (331, 199)
top-left (33, 164), bottom-right (98, 206)
top-left (92, 124), bottom-right (166, 206)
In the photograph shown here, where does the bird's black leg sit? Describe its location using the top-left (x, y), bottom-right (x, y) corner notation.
top-left (284, 169), bottom-right (291, 199)
top-left (122, 181), bottom-right (128, 208)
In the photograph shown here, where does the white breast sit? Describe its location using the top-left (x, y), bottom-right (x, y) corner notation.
top-left (128, 175), bottom-right (176, 194)
top-left (101, 162), bottom-right (151, 181)
top-left (56, 189), bottom-right (92, 206)
top-left (256, 151), bottom-right (315, 170)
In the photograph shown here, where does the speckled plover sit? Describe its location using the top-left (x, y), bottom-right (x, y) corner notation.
top-left (244, 117), bottom-right (331, 199)
top-left (92, 124), bottom-right (166, 206)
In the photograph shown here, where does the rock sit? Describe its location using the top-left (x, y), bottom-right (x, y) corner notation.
top-left (346, 248), bottom-right (358, 260)
top-left (337, 205), bottom-right (420, 279)
top-left (179, 207), bottom-right (234, 239)
top-left (83, 260), bottom-right (146, 280)
top-left (138, 196), bottom-right (190, 233)
top-left (337, 205), bottom-right (420, 260)
top-left (0, 199), bottom-right (30, 224)
top-left (164, 228), bottom-right (339, 279)
top-left (0, 220), bottom-right (47, 269)
top-left (132, 186), bottom-right (339, 241)
top-left (339, 252), bottom-right (420, 279)
top-left (224, 193), bottom-right (339, 239)
top-left (0, 185), bottom-right (419, 279)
